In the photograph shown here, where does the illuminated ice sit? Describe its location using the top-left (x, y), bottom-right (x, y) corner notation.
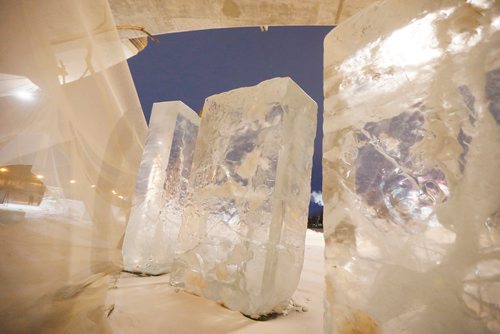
top-left (122, 101), bottom-right (199, 275)
top-left (323, 1), bottom-right (500, 333)
top-left (170, 77), bottom-right (317, 316)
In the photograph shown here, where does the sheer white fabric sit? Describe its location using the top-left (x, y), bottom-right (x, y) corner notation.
top-left (0, 1), bottom-right (146, 332)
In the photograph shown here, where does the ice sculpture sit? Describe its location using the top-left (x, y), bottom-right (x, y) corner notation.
top-left (123, 101), bottom-right (199, 275)
top-left (170, 77), bottom-right (317, 316)
top-left (323, 0), bottom-right (500, 333)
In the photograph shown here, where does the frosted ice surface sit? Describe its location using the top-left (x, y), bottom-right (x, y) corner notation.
top-left (170, 77), bottom-right (317, 316)
top-left (323, 0), bottom-right (500, 333)
top-left (122, 101), bottom-right (199, 275)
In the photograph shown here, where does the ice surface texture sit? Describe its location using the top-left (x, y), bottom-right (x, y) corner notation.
top-left (123, 101), bottom-right (199, 275)
top-left (323, 0), bottom-right (500, 333)
top-left (171, 77), bottom-right (317, 316)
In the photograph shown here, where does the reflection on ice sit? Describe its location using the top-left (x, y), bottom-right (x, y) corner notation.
top-left (375, 9), bottom-right (453, 68)
top-left (171, 78), bottom-right (317, 317)
top-left (122, 101), bottom-right (199, 275)
top-left (323, 0), bottom-right (500, 332)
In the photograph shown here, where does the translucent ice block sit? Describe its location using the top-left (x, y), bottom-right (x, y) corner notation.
top-left (171, 77), bottom-right (317, 316)
top-left (323, 1), bottom-right (500, 333)
top-left (122, 101), bottom-right (199, 275)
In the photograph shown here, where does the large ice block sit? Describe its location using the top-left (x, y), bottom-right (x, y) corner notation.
top-left (170, 77), bottom-right (317, 316)
top-left (122, 101), bottom-right (199, 275)
top-left (323, 0), bottom-right (500, 333)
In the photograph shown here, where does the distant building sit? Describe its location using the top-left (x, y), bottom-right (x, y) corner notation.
top-left (0, 165), bottom-right (46, 206)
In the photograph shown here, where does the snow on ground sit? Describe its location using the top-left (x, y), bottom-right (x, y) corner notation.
top-left (105, 229), bottom-right (325, 333)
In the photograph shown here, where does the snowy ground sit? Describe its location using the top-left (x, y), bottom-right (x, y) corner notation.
top-left (105, 230), bottom-right (325, 333)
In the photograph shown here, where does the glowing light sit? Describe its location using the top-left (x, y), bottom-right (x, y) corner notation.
top-left (14, 90), bottom-right (35, 100)
top-left (492, 16), bottom-right (500, 30)
top-left (338, 8), bottom-right (456, 94)
top-left (118, 195), bottom-right (124, 199)
top-left (0, 168), bottom-right (7, 172)
top-left (91, 184), bottom-right (96, 188)
top-left (69, 179), bottom-right (76, 184)
top-left (111, 190), bottom-right (117, 195)
top-left (447, 27), bottom-right (483, 54)
top-left (375, 10), bottom-right (451, 68)
top-left (36, 175), bottom-right (44, 179)
top-left (467, 0), bottom-right (494, 10)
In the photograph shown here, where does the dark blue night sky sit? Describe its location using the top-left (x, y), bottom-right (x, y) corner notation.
top-left (128, 26), bottom-right (333, 216)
